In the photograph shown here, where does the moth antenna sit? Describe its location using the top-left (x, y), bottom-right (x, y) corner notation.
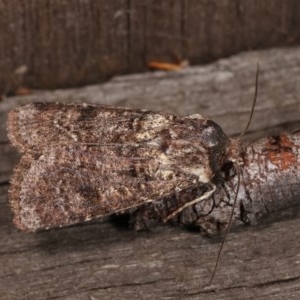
top-left (240, 63), bottom-right (260, 137)
top-left (207, 166), bottom-right (241, 286)
top-left (207, 65), bottom-right (259, 286)
top-left (239, 63), bottom-right (259, 138)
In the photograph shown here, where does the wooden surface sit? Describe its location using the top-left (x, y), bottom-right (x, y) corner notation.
top-left (1, 0), bottom-right (300, 92)
top-left (1, 47), bottom-right (300, 299)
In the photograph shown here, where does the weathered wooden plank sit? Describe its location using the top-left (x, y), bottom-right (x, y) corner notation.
top-left (0, 0), bottom-right (128, 91)
top-left (183, 0), bottom-right (298, 63)
top-left (0, 144), bottom-right (19, 184)
top-left (1, 0), bottom-right (300, 91)
top-left (129, 0), bottom-right (183, 72)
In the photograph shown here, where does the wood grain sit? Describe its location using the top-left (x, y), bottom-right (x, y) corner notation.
top-left (1, 0), bottom-right (300, 91)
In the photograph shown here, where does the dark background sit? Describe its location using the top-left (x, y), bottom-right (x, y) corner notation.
top-left (1, 0), bottom-right (300, 91)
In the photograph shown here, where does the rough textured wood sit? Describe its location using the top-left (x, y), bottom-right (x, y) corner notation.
top-left (1, 48), bottom-right (300, 299)
top-left (0, 0), bottom-right (128, 92)
top-left (1, 0), bottom-right (300, 92)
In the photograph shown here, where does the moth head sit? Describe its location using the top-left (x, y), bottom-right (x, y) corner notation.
top-left (226, 138), bottom-right (244, 167)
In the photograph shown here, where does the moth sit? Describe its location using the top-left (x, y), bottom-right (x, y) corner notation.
top-left (7, 103), bottom-right (300, 235)
top-left (7, 102), bottom-right (240, 232)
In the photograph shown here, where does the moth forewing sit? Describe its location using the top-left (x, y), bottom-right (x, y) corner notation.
top-left (8, 103), bottom-right (231, 231)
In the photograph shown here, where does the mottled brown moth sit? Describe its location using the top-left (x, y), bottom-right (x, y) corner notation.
top-left (8, 101), bottom-right (300, 235)
top-left (8, 99), bottom-right (300, 287)
top-left (7, 102), bottom-right (237, 232)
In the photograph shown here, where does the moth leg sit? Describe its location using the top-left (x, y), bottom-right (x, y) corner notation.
top-left (163, 183), bottom-right (216, 222)
top-left (129, 204), bottom-right (160, 231)
top-left (130, 183), bottom-right (215, 230)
